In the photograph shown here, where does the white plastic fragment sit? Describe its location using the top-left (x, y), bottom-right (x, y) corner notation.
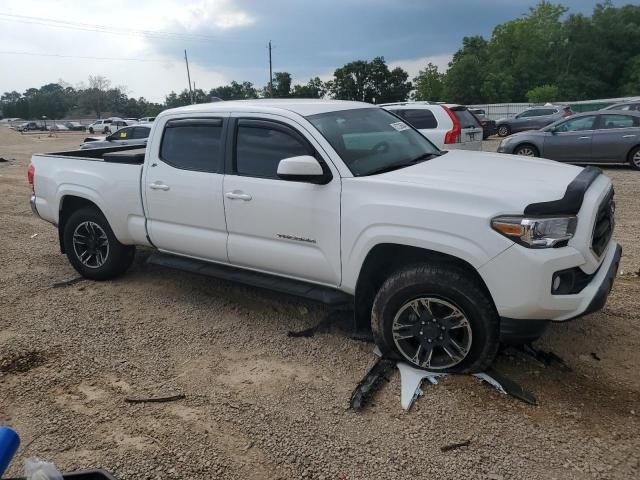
top-left (24, 457), bottom-right (63, 480)
top-left (397, 362), bottom-right (448, 410)
top-left (472, 372), bottom-right (507, 395)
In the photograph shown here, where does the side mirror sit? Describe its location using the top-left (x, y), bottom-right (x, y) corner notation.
top-left (277, 155), bottom-right (330, 184)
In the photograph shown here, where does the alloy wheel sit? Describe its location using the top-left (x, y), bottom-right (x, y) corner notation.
top-left (633, 150), bottom-right (640, 168)
top-left (72, 221), bottom-right (110, 268)
top-left (516, 146), bottom-right (536, 156)
top-left (392, 297), bottom-right (472, 370)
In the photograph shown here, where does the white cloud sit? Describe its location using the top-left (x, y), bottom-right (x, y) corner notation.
top-left (173, 0), bottom-right (256, 30)
top-left (0, 0), bottom-right (252, 100)
top-left (389, 54), bottom-right (453, 80)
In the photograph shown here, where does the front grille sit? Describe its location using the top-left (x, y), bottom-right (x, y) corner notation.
top-left (591, 188), bottom-right (615, 257)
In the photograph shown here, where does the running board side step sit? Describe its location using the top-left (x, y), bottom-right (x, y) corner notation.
top-left (147, 253), bottom-right (352, 306)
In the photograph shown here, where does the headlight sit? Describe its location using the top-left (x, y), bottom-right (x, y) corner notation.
top-left (500, 136), bottom-right (514, 145)
top-left (491, 215), bottom-right (577, 248)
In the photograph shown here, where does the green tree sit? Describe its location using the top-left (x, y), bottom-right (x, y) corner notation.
top-left (328, 57), bottom-right (411, 103)
top-left (270, 72), bottom-right (292, 98)
top-left (444, 36), bottom-right (490, 104)
top-left (485, 1), bottom-right (568, 102)
top-left (413, 63), bottom-right (444, 101)
top-left (209, 81), bottom-right (258, 100)
top-left (79, 75), bottom-right (111, 118)
top-left (291, 77), bottom-right (327, 98)
top-left (527, 84), bottom-right (560, 103)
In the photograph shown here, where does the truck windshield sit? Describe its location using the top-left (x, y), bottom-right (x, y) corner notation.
top-left (307, 108), bottom-right (441, 176)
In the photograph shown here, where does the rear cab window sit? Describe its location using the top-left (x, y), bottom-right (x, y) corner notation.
top-left (160, 118), bottom-right (224, 172)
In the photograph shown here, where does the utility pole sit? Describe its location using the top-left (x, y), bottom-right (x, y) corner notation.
top-left (184, 49), bottom-right (194, 104)
top-left (268, 40), bottom-right (273, 98)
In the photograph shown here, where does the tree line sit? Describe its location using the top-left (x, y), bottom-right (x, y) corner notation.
top-left (1, 2), bottom-right (638, 120)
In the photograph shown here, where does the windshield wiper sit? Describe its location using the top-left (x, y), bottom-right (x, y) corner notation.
top-left (365, 152), bottom-right (443, 176)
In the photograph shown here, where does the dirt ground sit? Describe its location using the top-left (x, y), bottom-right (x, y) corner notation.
top-left (1, 128), bottom-right (639, 480)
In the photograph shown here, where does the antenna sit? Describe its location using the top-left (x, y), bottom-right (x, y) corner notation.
top-left (184, 49), bottom-right (194, 104)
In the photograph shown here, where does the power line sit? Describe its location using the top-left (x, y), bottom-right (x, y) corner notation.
top-left (0, 50), bottom-right (170, 63)
top-left (0, 12), bottom-right (252, 44)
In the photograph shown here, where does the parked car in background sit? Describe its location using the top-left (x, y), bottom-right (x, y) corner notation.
top-left (469, 108), bottom-right (497, 139)
top-left (496, 105), bottom-right (573, 137)
top-left (600, 101), bottom-right (640, 112)
top-left (80, 125), bottom-right (151, 149)
top-left (28, 99), bottom-right (621, 372)
top-left (381, 102), bottom-right (483, 150)
top-left (88, 118), bottom-right (130, 134)
top-left (138, 117), bottom-right (156, 123)
top-left (64, 121), bottom-right (86, 131)
top-left (497, 110), bottom-right (640, 169)
top-left (17, 121), bottom-right (46, 132)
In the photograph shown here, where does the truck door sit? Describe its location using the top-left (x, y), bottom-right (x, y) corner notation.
top-left (222, 115), bottom-right (342, 286)
top-left (143, 115), bottom-right (229, 262)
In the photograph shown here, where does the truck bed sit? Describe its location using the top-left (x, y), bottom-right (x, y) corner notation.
top-left (43, 145), bottom-right (146, 165)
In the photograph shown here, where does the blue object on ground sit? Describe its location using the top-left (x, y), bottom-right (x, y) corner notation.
top-left (0, 426), bottom-right (20, 477)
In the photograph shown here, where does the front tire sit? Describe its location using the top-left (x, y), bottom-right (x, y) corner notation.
top-left (497, 125), bottom-right (511, 137)
top-left (514, 144), bottom-right (539, 157)
top-left (63, 207), bottom-right (135, 280)
top-left (628, 146), bottom-right (640, 171)
top-left (371, 264), bottom-right (499, 373)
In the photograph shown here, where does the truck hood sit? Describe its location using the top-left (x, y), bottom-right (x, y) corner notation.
top-left (377, 150), bottom-right (582, 212)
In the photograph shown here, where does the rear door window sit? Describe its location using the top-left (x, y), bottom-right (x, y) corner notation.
top-left (598, 115), bottom-right (637, 129)
top-left (451, 108), bottom-right (480, 128)
top-left (132, 127), bottom-right (150, 139)
top-left (393, 109), bottom-right (438, 129)
top-left (160, 118), bottom-right (224, 172)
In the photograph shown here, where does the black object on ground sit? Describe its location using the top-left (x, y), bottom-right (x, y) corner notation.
top-left (6, 469), bottom-right (117, 480)
top-left (125, 394), bottom-right (185, 404)
top-left (52, 277), bottom-right (86, 289)
top-left (591, 352), bottom-right (601, 361)
top-left (479, 369), bottom-right (538, 405)
top-left (287, 316), bottom-right (332, 338)
top-left (516, 343), bottom-right (571, 371)
top-left (0, 157), bottom-right (8, 163)
top-left (350, 356), bottom-right (397, 409)
top-left (441, 439), bottom-right (472, 452)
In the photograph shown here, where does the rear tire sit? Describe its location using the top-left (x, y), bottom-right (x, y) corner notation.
top-left (497, 125), bottom-right (511, 137)
top-left (514, 144), bottom-right (539, 157)
top-left (63, 207), bottom-right (135, 280)
top-left (371, 263), bottom-right (499, 373)
top-left (628, 146), bottom-right (640, 171)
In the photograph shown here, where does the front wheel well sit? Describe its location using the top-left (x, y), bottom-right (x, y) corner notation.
top-left (58, 196), bottom-right (103, 253)
top-left (353, 244), bottom-right (494, 331)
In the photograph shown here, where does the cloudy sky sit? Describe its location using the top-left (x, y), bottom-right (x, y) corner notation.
top-left (0, 0), bottom-right (621, 102)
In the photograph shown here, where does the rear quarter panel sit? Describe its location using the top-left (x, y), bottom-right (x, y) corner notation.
top-left (31, 154), bottom-right (149, 245)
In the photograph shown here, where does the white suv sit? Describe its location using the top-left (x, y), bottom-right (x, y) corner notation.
top-left (382, 102), bottom-right (483, 151)
top-left (87, 118), bottom-right (130, 134)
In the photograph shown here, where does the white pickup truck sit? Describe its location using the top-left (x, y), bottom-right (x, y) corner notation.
top-left (28, 100), bottom-right (621, 372)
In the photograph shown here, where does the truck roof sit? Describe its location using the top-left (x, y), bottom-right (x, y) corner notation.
top-left (160, 99), bottom-right (373, 118)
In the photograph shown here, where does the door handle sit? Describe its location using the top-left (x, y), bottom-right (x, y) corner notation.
top-left (622, 134), bottom-right (636, 138)
top-left (225, 191), bottom-right (252, 201)
top-left (149, 182), bottom-right (170, 191)
top-left (578, 136), bottom-right (591, 140)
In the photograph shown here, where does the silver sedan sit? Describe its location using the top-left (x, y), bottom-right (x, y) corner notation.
top-left (80, 125), bottom-right (151, 150)
top-left (497, 110), bottom-right (640, 170)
